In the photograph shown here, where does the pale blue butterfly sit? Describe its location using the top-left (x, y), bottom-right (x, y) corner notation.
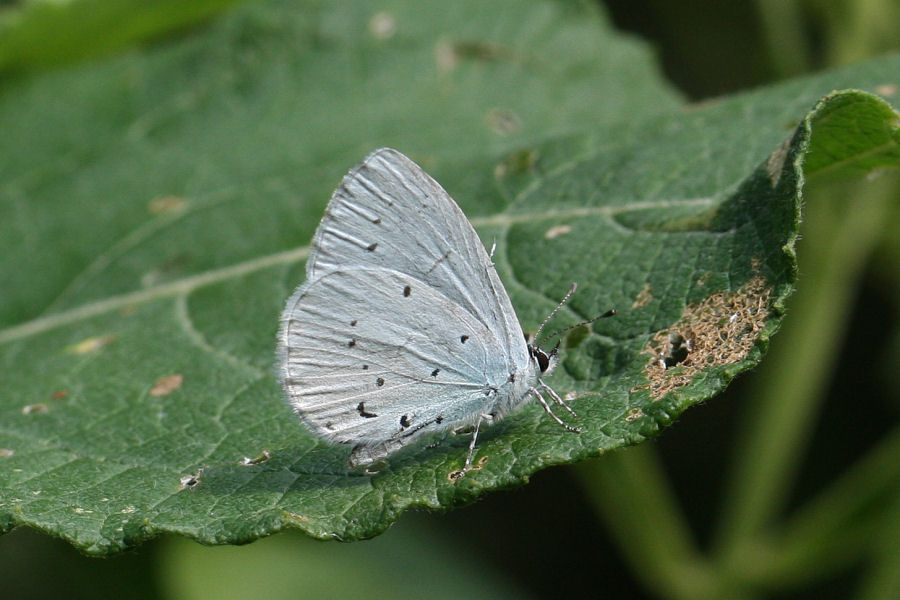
top-left (278, 149), bottom-right (611, 478)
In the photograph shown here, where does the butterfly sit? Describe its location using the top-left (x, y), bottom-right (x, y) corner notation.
top-left (278, 148), bottom-right (612, 478)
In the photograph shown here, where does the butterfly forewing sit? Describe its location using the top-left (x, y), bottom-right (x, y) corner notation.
top-left (305, 148), bottom-right (527, 361)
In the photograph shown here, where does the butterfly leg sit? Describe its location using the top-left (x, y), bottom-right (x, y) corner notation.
top-left (531, 387), bottom-right (581, 433)
top-left (450, 414), bottom-right (491, 480)
top-left (462, 416), bottom-right (482, 474)
top-left (540, 381), bottom-right (578, 418)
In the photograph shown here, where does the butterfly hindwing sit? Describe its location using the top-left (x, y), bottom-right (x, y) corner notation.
top-left (279, 267), bottom-right (514, 446)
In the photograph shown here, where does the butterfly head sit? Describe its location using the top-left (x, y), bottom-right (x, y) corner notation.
top-left (528, 341), bottom-right (559, 377)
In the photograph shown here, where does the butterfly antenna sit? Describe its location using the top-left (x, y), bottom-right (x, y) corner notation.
top-left (534, 283), bottom-right (578, 344)
top-left (541, 309), bottom-right (617, 344)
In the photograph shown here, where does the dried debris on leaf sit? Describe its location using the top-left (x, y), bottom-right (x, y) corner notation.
top-left (640, 273), bottom-right (772, 399)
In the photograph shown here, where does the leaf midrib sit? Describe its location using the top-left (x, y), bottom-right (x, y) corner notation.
top-left (0, 198), bottom-right (716, 345)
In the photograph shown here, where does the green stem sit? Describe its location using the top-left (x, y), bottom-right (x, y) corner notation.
top-left (855, 491), bottom-right (900, 600)
top-left (742, 428), bottom-right (900, 589)
top-left (822, 0), bottom-right (898, 67)
top-left (575, 447), bottom-right (740, 600)
top-left (753, 0), bottom-right (811, 77)
top-left (778, 428), bottom-right (900, 570)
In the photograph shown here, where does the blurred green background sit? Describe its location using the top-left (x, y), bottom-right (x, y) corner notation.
top-left (1, 1), bottom-right (898, 599)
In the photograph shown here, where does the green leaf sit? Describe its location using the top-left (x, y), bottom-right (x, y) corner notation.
top-left (0, 0), bottom-right (248, 72)
top-left (1, 0), bottom-right (899, 554)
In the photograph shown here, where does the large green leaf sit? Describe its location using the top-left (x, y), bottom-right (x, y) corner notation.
top-left (1, 0), bottom-right (898, 554)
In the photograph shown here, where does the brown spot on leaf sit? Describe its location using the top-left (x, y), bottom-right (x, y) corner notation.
top-left (51, 389), bottom-right (69, 400)
top-left (68, 335), bottom-right (115, 354)
top-left (150, 374), bottom-right (184, 397)
top-left (640, 273), bottom-right (772, 399)
top-left (632, 283), bottom-right (653, 308)
top-left (544, 224), bottom-right (573, 240)
top-left (766, 135), bottom-right (793, 188)
top-left (448, 456), bottom-right (489, 482)
top-left (148, 195), bottom-right (186, 215)
top-left (22, 403), bottom-right (48, 415)
top-left (283, 511), bottom-right (310, 522)
top-left (625, 407), bottom-right (645, 422)
top-left (436, 39), bottom-right (525, 74)
top-left (240, 450), bottom-right (272, 466)
top-left (179, 468), bottom-right (204, 490)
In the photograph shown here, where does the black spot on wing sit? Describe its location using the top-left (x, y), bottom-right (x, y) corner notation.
top-left (357, 402), bottom-right (377, 418)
